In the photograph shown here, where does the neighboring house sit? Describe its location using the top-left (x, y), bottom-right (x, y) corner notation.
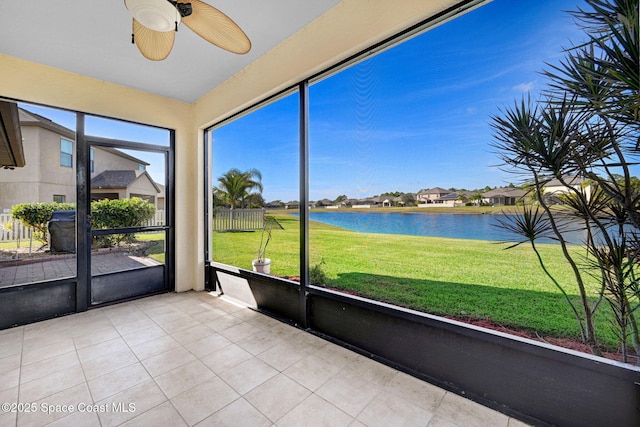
top-left (543, 176), bottom-right (592, 204)
top-left (285, 200), bottom-right (300, 209)
top-left (91, 170), bottom-right (160, 205)
top-left (482, 187), bottom-right (527, 206)
top-left (417, 187), bottom-right (451, 203)
top-left (0, 108), bottom-right (160, 212)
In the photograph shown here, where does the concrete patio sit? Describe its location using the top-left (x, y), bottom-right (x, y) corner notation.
top-left (0, 251), bottom-right (161, 289)
top-left (0, 291), bottom-right (529, 426)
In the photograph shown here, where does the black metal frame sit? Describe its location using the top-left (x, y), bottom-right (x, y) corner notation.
top-left (202, 0), bottom-right (640, 424)
top-left (0, 101), bottom-right (175, 327)
top-left (86, 132), bottom-right (174, 305)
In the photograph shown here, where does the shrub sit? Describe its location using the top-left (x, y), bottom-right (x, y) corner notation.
top-left (91, 197), bottom-right (155, 246)
top-left (310, 260), bottom-right (327, 285)
top-left (11, 202), bottom-right (75, 243)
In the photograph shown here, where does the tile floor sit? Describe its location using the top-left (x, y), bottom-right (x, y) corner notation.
top-left (0, 291), bottom-right (531, 427)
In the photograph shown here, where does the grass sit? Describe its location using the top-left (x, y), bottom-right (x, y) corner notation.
top-left (212, 211), bottom-right (619, 349)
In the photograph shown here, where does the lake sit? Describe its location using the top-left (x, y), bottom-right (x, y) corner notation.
top-left (305, 211), bottom-right (585, 244)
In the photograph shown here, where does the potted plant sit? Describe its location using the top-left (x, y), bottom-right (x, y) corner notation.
top-left (252, 216), bottom-right (273, 274)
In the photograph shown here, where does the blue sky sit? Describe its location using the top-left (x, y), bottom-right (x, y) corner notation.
top-left (212, 0), bottom-right (590, 202)
top-left (22, 0), bottom-right (591, 203)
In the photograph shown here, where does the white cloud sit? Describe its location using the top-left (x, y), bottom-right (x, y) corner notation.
top-left (513, 81), bottom-right (535, 92)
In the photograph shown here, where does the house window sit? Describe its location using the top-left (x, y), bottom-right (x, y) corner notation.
top-left (53, 195), bottom-right (66, 203)
top-left (138, 164), bottom-right (145, 171)
top-left (60, 138), bottom-right (73, 167)
top-left (90, 148), bottom-right (95, 173)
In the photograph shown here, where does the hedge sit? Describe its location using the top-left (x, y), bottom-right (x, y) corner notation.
top-left (11, 198), bottom-right (155, 245)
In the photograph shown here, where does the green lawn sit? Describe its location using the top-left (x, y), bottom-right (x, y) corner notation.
top-left (212, 211), bottom-right (618, 349)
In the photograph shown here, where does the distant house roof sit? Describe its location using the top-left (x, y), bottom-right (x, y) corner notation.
top-left (19, 107), bottom-right (75, 140)
top-left (545, 176), bottom-right (586, 188)
top-left (482, 187), bottom-right (527, 198)
top-left (91, 170), bottom-right (160, 192)
top-left (420, 187), bottom-right (451, 195)
top-left (98, 146), bottom-right (150, 166)
top-left (19, 107), bottom-right (149, 167)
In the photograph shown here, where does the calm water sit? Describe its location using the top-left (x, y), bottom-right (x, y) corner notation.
top-left (305, 211), bottom-right (585, 244)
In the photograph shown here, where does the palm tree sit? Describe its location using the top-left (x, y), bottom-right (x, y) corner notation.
top-left (216, 168), bottom-right (263, 208)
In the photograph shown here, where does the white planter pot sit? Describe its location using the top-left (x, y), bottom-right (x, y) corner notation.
top-left (252, 258), bottom-right (271, 274)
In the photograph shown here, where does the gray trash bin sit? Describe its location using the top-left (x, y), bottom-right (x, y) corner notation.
top-left (48, 210), bottom-right (76, 253)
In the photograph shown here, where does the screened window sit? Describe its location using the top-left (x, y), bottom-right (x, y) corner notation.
top-left (53, 195), bottom-right (66, 203)
top-left (60, 138), bottom-right (73, 167)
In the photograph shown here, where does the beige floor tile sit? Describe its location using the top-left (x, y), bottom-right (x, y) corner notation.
top-left (17, 382), bottom-right (92, 427)
top-left (170, 377), bottom-right (240, 425)
top-left (183, 333), bottom-right (232, 359)
top-left (383, 371), bottom-right (446, 410)
top-left (197, 398), bottom-right (271, 427)
top-left (76, 337), bottom-right (129, 364)
top-left (0, 335), bottom-right (22, 360)
top-left (277, 394), bottom-right (353, 427)
top-left (244, 373), bottom-right (311, 422)
top-left (257, 342), bottom-right (307, 372)
top-left (120, 401), bottom-right (187, 427)
top-left (21, 338), bottom-right (75, 366)
top-left (201, 344), bottom-right (254, 374)
top-left (0, 353), bottom-right (21, 375)
top-left (20, 351), bottom-right (80, 384)
top-left (0, 410), bottom-right (17, 427)
top-left (19, 365), bottom-right (85, 403)
top-left (236, 329), bottom-right (283, 356)
top-left (154, 360), bottom-right (216, 399)
top-left (87, 363), bottom-right (151, 402)
top-left (508, 417), bottom-right (533, 427)
top-left (121, 324), bottom-right (167, 347)
top-left (113, 317), bottom-right (157, 336)
top-left (190, 307), bottom-right (228, 324)
top-left (170, 324), bottom-right (215, 346)
top-left (427, 414), bottom-right (462, 427)
top-left (0, 368), bottom-right (19, 393)
top-left (316, 374), bottom-right (379, 417)
top-left (46, 409), bottom-right (101, 427)
top-left (158, 317), bottom-right (201, 335)
top-left (217, 357), bottom-right (278, 395)
top-left (203, 314), bottom-right (244, 332)
top-left (130, 335), bottom-right (181, 360)
top-left (342, 355), bottom-right (397, 387)
top-left (82, 347), bottom-right (139, 380)
top-left (96, 380), bottom-right (167, 427)
top-left (357, 390), bottom-right (434, 427)
top-left (283, 354), bottom-right (342, 391)
top-left (435, 392), bottom-right (510, 427)
top-left (72, 326), bottom-right (120, 349)
top-left (217, 322), bottom-right (259, 343)
top-left (141, 346), bottom-right (196, 377)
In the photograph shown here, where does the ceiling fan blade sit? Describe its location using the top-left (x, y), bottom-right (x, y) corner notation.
top-left (133, 18), bottom-right (175, 61)
top-left (177, 0), bottom-right (251, 54)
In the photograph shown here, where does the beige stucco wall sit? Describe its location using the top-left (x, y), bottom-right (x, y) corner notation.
top-left (0, 54), bottom-right (199, 292)
top-left (92, 147), bottom-right (144, 177)
top-left (0, 0), bottom-right (466, 293)
top-left (0, 125), bottom-right (77, 210)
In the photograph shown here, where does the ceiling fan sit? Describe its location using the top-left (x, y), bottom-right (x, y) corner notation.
top-left (124, 0), bottom-right (251, 61)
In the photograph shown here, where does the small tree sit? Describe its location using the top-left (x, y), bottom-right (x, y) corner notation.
top-left (11, 202), bottom-right (75, 244)
top-left (492, 0), bottom-right (639, 360)
top-left (215, 168), bottom-right (263, 209)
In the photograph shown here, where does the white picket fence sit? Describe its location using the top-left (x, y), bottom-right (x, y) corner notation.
top-left (0, 210), bottom-right (166, 242)
top-left (213, 208), bottom-right (265, 231)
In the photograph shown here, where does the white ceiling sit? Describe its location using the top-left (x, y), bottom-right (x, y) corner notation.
top-left (0, 1), bottom-right (342, 103)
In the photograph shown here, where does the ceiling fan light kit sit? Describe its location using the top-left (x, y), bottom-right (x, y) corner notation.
top-left (125, 0), bottom-right (179, 32)
top-left (124, 0), bottom-right (251, 61)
